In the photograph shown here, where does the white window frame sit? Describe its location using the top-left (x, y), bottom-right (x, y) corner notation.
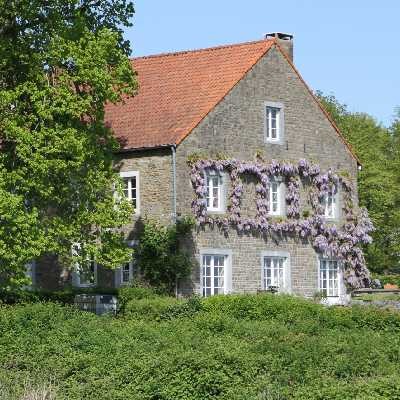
top-left (119, 261), bottom-right (135, 286)
top-left (265, 101), bottom-right (284, 144)
top-left (261, 251), bottom-right (291, 293)
top-left (115, 240), bottom-right (138, 287)
top-left (323, 186), bottom-right (339, 220)
top-left (268, 179), bottom-right (285, 216)
top-left (318, 258), bottom-right (343, 298)
top-left (200, 249), bottom-right (232, 297)
top-left (120, 170), bottom-right (140, 215)
top-left (205, 170), bottom-right (225, 212)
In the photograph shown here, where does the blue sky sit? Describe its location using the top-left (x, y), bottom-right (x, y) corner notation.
top-left (124, 0), bottom-right (400, 127)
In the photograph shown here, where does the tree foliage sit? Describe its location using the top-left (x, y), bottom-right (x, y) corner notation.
top-left (0, 0), bottom-right (137, 288)
top-left (317, 92), bottom-right (400, 273)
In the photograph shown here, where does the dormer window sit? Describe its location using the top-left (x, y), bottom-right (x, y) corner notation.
top-left (206, 170), bottom-right (224, 212)
top-left (265, 102), bottom-right (284, 143)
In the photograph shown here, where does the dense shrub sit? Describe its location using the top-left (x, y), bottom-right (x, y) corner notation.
top-left (0, 287), bottom-right (119, 305)
top-left (2, 295), bottom-right (400, 399)
top-left (137, 217), bottom-right (195, 294)
top-left (373, 274), bottom-right (400, 287)
top-left (160, 295), bottom-right (203, 320)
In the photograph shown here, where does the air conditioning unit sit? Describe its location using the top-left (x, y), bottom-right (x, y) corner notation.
top-left (74, 294), bottom-right (118, 315)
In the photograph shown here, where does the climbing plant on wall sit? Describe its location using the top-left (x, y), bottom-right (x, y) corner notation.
top-left (188, 157), bottom-right (374, 289)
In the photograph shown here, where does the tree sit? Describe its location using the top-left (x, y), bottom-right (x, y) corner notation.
top-left (317, 91), bottom-right (400, 273)
top-left (0, 0), bottom-right (137, 288)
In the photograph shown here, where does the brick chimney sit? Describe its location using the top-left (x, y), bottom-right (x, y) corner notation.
top-left (265, 32), bottom-right (293, 62)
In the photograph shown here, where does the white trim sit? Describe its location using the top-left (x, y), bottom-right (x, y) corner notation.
top-left (115, 240), bottom-right (139, 288)
top-left (264, 101), bottom-right (284, 144)
top-left (261, 250), bottom-right (291, 293)
top-left (268, 180), bottom-right (285, 216)
top-left (115, 260), bottom-right (135, 287)
top-left (120, 170), bottom-right (140, 215)
top-left (199, 248), bottom-right (232, 296)
top-left (317, 257), bottom-right (347, 305)
top-left (205, 170), bottom-right (226, 213)
top-left (323, 185), bottom-right (339, 220)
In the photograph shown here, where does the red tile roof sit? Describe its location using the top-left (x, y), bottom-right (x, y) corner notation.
top-left (105, 38), bottom-right (360, 164)
top-left (105, 39), bottom-right (275, 150)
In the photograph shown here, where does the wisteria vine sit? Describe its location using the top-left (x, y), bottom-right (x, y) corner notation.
top-left (189, 157), bottom-right (374, 288)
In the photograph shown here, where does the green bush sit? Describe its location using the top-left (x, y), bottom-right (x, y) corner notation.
top-left (123, 296), bottom-right (179, 320)
top-left (160, 295), bottom-right (203, 320)
top-left (2, 295), bottom-right (400, 399)
top-left (373, 274), bottom-right (400, 287)
top-left (0, 287), bottom-right (119, 305)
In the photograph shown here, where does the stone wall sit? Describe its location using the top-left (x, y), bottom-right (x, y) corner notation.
top-left (175, 46), bottom-right (359, 296)
top-left (115, 147), bottom-right (174, 239)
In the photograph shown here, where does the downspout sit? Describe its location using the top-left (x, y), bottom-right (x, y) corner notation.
top-left (171, 144), bottom-right (177, 223)
top-left (171, 145), bottom-right (178, 298)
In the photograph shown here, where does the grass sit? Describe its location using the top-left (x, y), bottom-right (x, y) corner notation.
top-left (1, 294), bottom-right (400, 399)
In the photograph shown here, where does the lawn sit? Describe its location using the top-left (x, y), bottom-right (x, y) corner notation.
top-left (1, 293), bottom-right (400, 399)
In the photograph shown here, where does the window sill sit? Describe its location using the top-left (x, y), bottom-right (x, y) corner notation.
top-left (265, 139), bottom-right (285, 145)
top-left (206, 209), bottom-right (227, 215)
top-left (324, 217), bottom-right (340, 223)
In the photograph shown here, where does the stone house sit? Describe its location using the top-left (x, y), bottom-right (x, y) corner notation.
top-left (32, 33), bottom-right (368, 303)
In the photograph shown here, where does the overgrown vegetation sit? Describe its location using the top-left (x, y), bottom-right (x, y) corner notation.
top-left (317, 92), bottom-right (400, 274)
top-left (0, 0), bottom-right (137, 288)
top-left (2, 294), bottom-right (400, 399)
top-left (137, 217), bottom-right (195, 294)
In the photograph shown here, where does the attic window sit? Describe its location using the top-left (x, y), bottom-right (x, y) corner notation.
top-left (265, 101), bottom-right (284, 144)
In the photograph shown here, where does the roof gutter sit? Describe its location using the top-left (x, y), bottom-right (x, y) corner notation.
top-left (115, 143), bottom-right (175, 154)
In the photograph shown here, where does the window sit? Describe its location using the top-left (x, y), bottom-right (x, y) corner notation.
top-left (200, 250), bottom-right (232, 297)
top-left (323, 187), bottom-right (338, 219)
top-left (265, 102), bottom-right (284, 143)
top-left (76, 260), bottom-right (97, 288)
top-left (122, 262), bottom-right (132, 283)
top-left (319, 259), bottom-right (341, 297)
top-left (115, 240), bottom-right (139, 287)
top-left (269, 181), bottom-right (281, 215)
top-left (116, 259), bottom-right (137, 287)
top-left (71, 243), bottom-right (97, 288)
top-left (263, 256), bottom-right (287, 291)
top-left (266, 107), bottom-right (280, 141)
top-left (120, 171), bottom-right (140, 214)
top-left (206, 171), bottom-right (224, 212)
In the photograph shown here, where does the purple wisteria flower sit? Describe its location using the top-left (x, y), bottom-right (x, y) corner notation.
top-left (188, 157), bottom-right (375, 288)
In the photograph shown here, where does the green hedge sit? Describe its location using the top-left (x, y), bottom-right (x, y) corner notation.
top-left (0, 287), bottom-right (119, 305)
top-left (373, 274), bottom-right (400, 287)
top-left (2, 295), bottom-right (400, 399)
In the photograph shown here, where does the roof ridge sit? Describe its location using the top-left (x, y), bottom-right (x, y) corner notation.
top-left (130, 38), bottom-right (275, 61)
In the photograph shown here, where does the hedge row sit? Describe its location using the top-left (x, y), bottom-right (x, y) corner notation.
top-left (2, 294), bottom-right (400, 399)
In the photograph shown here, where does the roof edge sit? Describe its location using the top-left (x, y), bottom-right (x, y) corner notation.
top-left (130, 38), bottom-right (275, 61)
top-left (273, 42), bottom-right (361, 165)
top-left (174, 40), bottom-right (276, 146)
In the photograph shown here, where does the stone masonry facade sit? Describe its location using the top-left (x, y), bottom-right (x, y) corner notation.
top-left (175, 46), bottom-right (358, 297)
top-left (34, 43), bottom-right (359, 298)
